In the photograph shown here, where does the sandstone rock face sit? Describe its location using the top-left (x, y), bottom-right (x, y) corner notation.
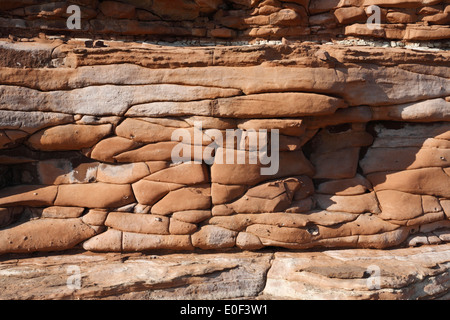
top-left (0, 35), bottom-right (449, 256)
top-left (0, 2), bottom-right (449, 301)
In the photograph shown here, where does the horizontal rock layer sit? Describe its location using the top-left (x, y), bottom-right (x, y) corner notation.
top-left (1, 0), bottom-right (450, 42)
top-left (0, 244), bottom-right (449, 300)
top-left (0, 32), bottom-right (449, 257)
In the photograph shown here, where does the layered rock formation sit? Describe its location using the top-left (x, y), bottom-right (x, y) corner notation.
top-left (0, 1), bottom-right (449, 259)
top-left (1, 0), bottom-right (450, 42)
top-left (1, 244), bottom-right (450, 300)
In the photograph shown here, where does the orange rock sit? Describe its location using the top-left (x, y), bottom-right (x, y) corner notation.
top-left (122, 232), bottom-right (194, 251)
top-left (90, 136), bottom-right (141, 163)
top-left (377, 190), bottom-right (423, 221)
top-left (311, 147), bottom-right (360, 179)
top-left (132, 179), bottom-right (184, 206)
top-left (97, 162), bottom-right (150, 184)
top-left (0, 185), bottom-right (57, 207)
top-left (27, 124), bottom-right (112, 151)
top-left (81, 209), bottom-right (109, 226)
top-left (145, 162), bottom-right (208, 185)
top-left (215, 93), bottom-right (347, 118)
top-left (99, 1), bottom-right (136, 19)
top-left (368, 167), bottom-right (450, 198)
top-left (82, 228), bottom-right (122, 252)
top-left (169, 218), bottom-right (198, 235)
top-left (317, 174), bottom-right (372, 196)
top-left (105, 212), bottom-right (169, 235)
top-left (36, 159), bottom-right (98, 185)
top-left (0, 218), bottom-right (96, 254)
top-left (334, 7), bottom-right (367, 24)
top-left (41, 206), bottom-right (85, 219)
top-left (55, 183), bottom-right (135, 208)
top-left (150, 185), bottom-right (211, 215)
top-left (236, 232), bottom-right (264, 250)
top-left (191, 225), bottom-right (237, 249)
top-left (315, 192), bottom-right (381, 214)
top-left (171, 210), bottom-right (211, 224)
top-left (212, 183), bottom-right (248, 205)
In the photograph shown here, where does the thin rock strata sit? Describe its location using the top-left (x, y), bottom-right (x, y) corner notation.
top-left (0, 1), bottom-right (449, 267)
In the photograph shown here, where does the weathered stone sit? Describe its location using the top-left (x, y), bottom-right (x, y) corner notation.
top-left (236, 232), bottom-right (264, 250)
top-left (97, 162), bottom-right (150, 184)
top-left (83, 228), bottom-right (122, 252)
top-left (191, 225), bottom-right (237, 250)
top-left (315, 193), bottom-right (380, 214)
top-left (171, 210), bottom-right (211, 224)
top-left (55, 183), bottom-right (135, 208)
top-left (105, 212), bottom-right (169, 235)
top-left (215, 93), bottom-right (347, 118)
top-left (0, 85), bottom-right (240, 116)
top-left (211, 183), bottom-right (248, 205)
top-left (145, 162), bottom-right (208, 185)
top-left (36, 159), bottom-right (98, 185)
top-left (41, 206), bottom-right (85, 219)
top-left (317, 175), bottom-right (372, 195)
top-left (361, 147), bottom-right (450, 174)
top-left (0, 110), bottom-right (73, 134)
top-left (132, 180), bottom-right (184, 206)
top-left (377, 190), bottom-right (423, 221)
top-left (0, 185), bottom-right (57, 207)
top-left (99, 1), bottom-right (136, 19)
top-left (82, 209), bottom-right (109, 226)
top-left (122, 232), bottom-right (194, 251)
top-left (368, 167), bottom-right (450, 198)
top-left (211, 150), bottom-right (315, 185)
top-left (27, 124), bottom-right (112, 151)
top-left (150, 185), bottom-right (211, 215)
top-left (0, 218), bottom-right (96, 254)
top-left (89, 136), bottom-right (141, 163)
top-left (311, 147), bottom-right (360, 179)
top-left (169, 218), bottom-right (198, 235)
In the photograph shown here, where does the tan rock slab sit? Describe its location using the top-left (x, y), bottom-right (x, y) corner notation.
top-left (82, 228), bottom-right (122, 252)
top-left (211, 183), bottom-right (248, 205)
top-left (214, 92), bottom-right (347, 118)
top-left (36, 160), bottom-right (98, 185)
top-left (55, 183), bottom-right (135, 208)
top-left (311, 147), bottom-right (360, 179)
top-left (0, 218), bottom-right (96, 254)
top-left (27, 124), bottom-right (112, 151)
top-left (150, 185), bottom-right (211, 215)
top-left (81, 209), bottom-right (109, 226)
top-left (122, 232), bottom-right (194, 251)
top-left (361, 147), bottom-right (450, 174)
top-left (145, 162), bottom-right (208, 185)
top-left (368, 167), bottom-right (450, 198)
top-left (105, 212), bottom-right (169, 235)
top-left (376, 190), bottom-right (423, 221)
top-left (0, 185), bottom-right (57, 207)
top-left (315, 192), bottom-right (381, 214)
top-left (90, 136), bottom-right (141, 163)
top-left (97, 162), bottom-right (150, 184)
top-left (317, 174), bottom-right (372, 195)
top-left (191, 225), bottom-right (237, 250)
top-left (236, 232), bottom-right (264, 250)
top-left (132, 180), bottom-right (184, 206)
top-left (171, 210), bottom-right (211, 224)
top-left (41, 206), bottom-right (85, 219)
top-left (169, 218), bottom-right (198, 235)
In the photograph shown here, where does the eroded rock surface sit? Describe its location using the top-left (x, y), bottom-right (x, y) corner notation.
top-left (0, 0), bottom-right (449, 300)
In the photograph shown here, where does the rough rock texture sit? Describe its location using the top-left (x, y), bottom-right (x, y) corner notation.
top-left (1, 244), bottom-right (450, 300)
top-left (0, 0), bottom-right (449, 300)
top-left (1, 0), bottom-right (450, 42)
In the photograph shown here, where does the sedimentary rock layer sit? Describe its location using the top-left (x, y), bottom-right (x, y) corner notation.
top-left (0, 36), bottom-right (448, 255)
